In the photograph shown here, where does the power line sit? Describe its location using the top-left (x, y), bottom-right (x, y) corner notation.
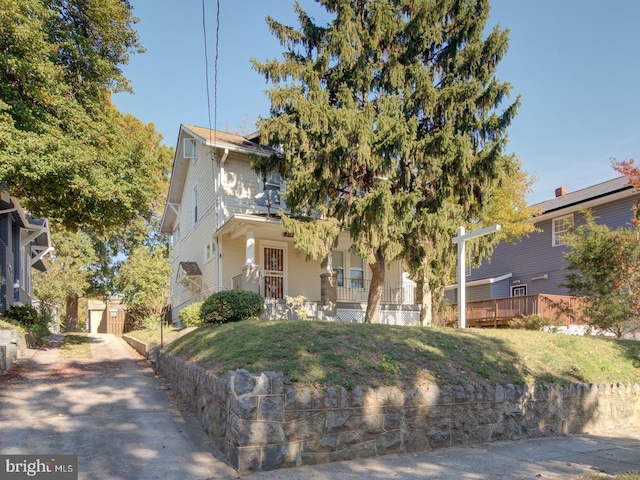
top-left (202, 0), bottom-right (220, 157)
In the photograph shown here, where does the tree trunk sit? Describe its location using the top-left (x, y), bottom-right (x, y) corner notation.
top-left (417, 275), bottom-right (433, 327)
top-left (364, 249), bottom-right (385, 324)
top-left (65, 295), bottom-right (79, 332)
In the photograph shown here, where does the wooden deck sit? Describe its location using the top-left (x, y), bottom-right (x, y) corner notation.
top-left (459, 294), bottom-right (585, 328)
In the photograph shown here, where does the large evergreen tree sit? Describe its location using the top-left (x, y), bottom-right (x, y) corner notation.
top-left (252, 0), bottom-right (520, 323)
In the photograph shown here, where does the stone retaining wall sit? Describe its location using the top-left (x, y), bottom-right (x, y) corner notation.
top-left (156, 351), bottom-right (640, 474)
top-left (0, 328), bottom-right (27, 375)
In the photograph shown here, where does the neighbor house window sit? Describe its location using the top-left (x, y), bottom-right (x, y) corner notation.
top-left (350, 252), bottom-right (364, 289)
top-left (552, 214), bottom-right (573, 246)
top-left (333, 251), bottom-right (344, 287)
top-left (511, 285), bottom-right (527, 296)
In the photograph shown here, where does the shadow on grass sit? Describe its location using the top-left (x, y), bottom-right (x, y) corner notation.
top-left (166, 320), bottom-right (640, 390)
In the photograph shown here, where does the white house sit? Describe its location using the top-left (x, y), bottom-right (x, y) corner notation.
top-left (160, 124), bottom-right (418, 324)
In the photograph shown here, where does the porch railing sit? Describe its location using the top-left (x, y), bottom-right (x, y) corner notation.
top-left (337, 278), bottom-right (416, 305)
top-left (232, 272), bottom-right (417, 305)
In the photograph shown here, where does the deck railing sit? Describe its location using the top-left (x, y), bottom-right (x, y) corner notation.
top-left (460, 294), bottom-right (585, 326)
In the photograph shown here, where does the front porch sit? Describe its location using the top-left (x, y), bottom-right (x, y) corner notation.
top-left (233, 270), bottom-right (421, 325)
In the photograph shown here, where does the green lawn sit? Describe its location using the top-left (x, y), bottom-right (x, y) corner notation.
top-left (59, 333), bottom-right (92, 359)
top-left (165, 319), bottom-right (640, 389)
top-left (125, 326), bottom-right (182, 347)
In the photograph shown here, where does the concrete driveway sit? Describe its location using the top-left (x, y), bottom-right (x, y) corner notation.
top-left (0, 333), bottom-right (238, 480)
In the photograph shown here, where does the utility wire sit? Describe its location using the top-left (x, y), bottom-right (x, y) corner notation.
top-left (202, 0), bottom-right (220, 158)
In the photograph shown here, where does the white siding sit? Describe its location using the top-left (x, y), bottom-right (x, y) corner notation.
top-left (222, 153), bottom-right (280, 220)
top-left (169, 139), bottom-right (220, 321)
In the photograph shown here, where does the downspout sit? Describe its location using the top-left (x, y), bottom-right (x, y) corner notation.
top-left (217, 148), bottom-right (229, 290)
top-left (218, 148), bottom-right (229, 229)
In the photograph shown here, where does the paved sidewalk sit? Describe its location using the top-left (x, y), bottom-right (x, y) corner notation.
top-left (243, 429), bottom-right (640, 479)
top-left (0, 333), bottom-right (237, 480)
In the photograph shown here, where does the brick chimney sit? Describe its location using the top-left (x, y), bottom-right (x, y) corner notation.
top-left (555, 186), bottom-right (567, 197)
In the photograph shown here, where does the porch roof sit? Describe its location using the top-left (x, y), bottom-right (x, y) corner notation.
top-left (215, 214), bottom-right (284, 239)
top-left (444, 272), bottom-right (512, 291)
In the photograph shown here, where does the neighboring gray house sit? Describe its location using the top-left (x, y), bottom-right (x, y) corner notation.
top-left (0, 189), bottom-right (52, 311)
top-left (446, 176), bottom-right (639, 304)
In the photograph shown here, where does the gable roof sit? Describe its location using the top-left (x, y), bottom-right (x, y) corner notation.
top-left (182, 124), bottom-right (275, 156)
top-left (531, 176), bottom-right (637, 223)
top-left (160, 124), bottom-right (278, 234)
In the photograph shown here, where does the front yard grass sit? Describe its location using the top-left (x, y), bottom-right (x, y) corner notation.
top-left (126, 325), bottom-right (182, 347)
top-left (164, 319), bottom-right (640, 389)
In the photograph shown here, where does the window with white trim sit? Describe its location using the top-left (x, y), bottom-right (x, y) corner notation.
top-left (350, 252), bottom-right (364, 289)
top-left (192, 186), bottom-right (198, 225)
top-left (204, 238), bottom-right (215, 262)
top-left (511, 285), bottom-right (527, 296)
top-left (552, 214), bottom-right (573, 246)
top-left (263, 171), bottom-right (281, 206)
top-left (184, 138), bottom-right (196, 159)
top-left (333, 251), bottom-right (344, 287)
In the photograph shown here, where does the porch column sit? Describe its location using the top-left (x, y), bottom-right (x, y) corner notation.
top-left (244, 229), bottom-right (255, 266)
top-left (242, 229), bottom-right (260, 294)
top-left (320, 272), bottom-right (337, 315)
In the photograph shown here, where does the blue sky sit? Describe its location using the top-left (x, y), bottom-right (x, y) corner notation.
top-left (112, 0), bottom-right (640, 205)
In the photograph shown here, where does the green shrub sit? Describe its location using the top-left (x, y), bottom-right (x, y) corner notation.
top-left (1, 305), bottom-right (50, 345)
top-left (179, 301), bottom-right (204, 327)
top-left (142, 316), bottom-right (160, 330)
top-left (3, 305), bottom-right (40, 326)
top-left (200, 290), bottom-right (264, 324)
top-left (281, 295), bottom-right (312, 320)
top-left (509, 314), bottom-right (558, 331)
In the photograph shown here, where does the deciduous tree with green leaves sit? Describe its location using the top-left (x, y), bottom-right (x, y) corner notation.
top-left (114, 245), bottom-right (171, 330)
top-left (562, 214), bottom-right (640, 338)
top-left (33, 228), bottom-right (97, 332)
top-left (252, 0), bottom-right (521, 323)
top-left (2, 0), bottom-right (174, 327)
top-left (0, 0), bottom-right (167, 233)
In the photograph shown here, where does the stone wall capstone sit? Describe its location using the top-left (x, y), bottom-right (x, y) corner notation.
top-left (155, 351), bottom-right (640, 474)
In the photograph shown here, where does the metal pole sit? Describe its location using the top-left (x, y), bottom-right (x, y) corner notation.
top-left (452, 224), bottom-right (501, 329)
top-left (457, 226), bottom-right (466, 329)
